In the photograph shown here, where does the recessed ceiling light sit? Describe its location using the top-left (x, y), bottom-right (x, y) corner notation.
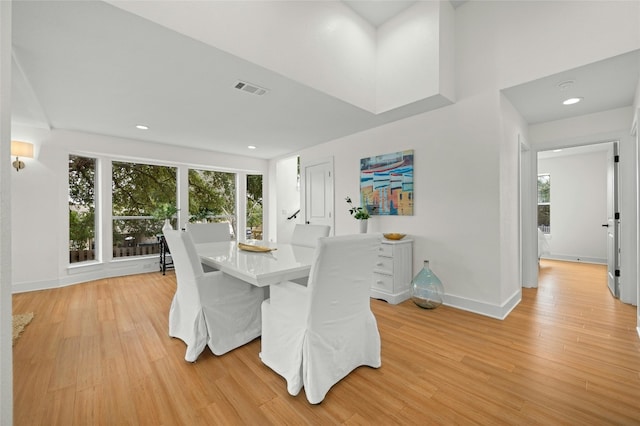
top-left (562, 97), bottom-right (583, 105)
top-left (248, 145), bottom-right (256, 150)
top-left (135, 124), bottom-right (149, 130)
top-left (553, 149), bottom-right (563, 153)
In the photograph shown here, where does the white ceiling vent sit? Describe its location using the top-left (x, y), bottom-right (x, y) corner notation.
top-left (234, 80), bottom-right (268, 96)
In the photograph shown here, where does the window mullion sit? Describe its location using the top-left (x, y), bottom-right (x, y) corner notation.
top-left (100, 159), bottom-right (113, 263)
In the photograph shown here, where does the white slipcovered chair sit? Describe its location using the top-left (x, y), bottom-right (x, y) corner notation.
top-left (163, 229), bottom-right (264, 362)
top-left (185, 222), bottom-right (230, 244)
top-left (259, 233), bottom-right (382, 404)
top-left (185, 222), bottom-right (231, 272)
top-left (290, 224), bottom-right (331, 248)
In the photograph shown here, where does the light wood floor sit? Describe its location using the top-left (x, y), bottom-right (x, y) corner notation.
top-left (12, 259), bottom-right (640, 425)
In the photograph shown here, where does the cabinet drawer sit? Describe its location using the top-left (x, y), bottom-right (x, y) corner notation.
top-left (378, 244), bottom-right (393, 258)
top-left (372, 272), bottom-right (394, 293)
top-left (374, 256), bottom-right (394, 274)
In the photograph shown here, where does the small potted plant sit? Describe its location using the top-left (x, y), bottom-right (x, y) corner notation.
top-left (346, 196), bottom-right (371, 233)
top-left (189, 207), bottom-right (213, 223)
top-left (151, 203), bottom-right (179, 231)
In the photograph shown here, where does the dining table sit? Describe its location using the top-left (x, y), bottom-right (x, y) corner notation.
top-left (195, 240), bottom-right (316, 287)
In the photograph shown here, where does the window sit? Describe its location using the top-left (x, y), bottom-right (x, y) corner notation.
top-left (69, 155), bottom-right (96, 263)
top-left (112, 161), bottom-right (177, 258)
top-left (246, 174), bottom-right (263, 239)
top-left (68, 157), bottom-right (258, 264)
top-left (537, 174), bottom-right (550, 233)
top-left (188, 169), bottom-right (236, 238)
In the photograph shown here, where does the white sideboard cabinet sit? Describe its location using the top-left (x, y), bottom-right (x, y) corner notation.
top-left (371, 239), bottom-right (413, 304)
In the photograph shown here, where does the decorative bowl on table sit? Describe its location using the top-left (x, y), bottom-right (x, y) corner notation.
top-left (383, 233), bottom-right (406, 241)
top-left (238, 242), bottom-right (276, 252)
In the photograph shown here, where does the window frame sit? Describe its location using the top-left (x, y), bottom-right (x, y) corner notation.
top-left (111, 160), bottom-right (178, 260)
top-left (68, 154), bottom-right (98, 265)
top-left (67, 154), bottom-right (264, 267)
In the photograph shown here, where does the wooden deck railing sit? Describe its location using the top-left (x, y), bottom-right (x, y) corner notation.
top-left (70, 243), bottom-right (161, 263)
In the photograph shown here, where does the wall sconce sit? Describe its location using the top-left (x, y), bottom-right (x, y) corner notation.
top-left (11, 140), bottom-right (34, 172)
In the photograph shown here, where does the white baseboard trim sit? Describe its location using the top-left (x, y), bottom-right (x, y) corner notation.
top-left (444, 289), bottom-right (522, 320)
top-left (541, 254), bottom-right (606, 264)
top-left (12, 257), bottom-right (162, 294)
top-left (370, 288), bottom-right (410, 305)
top-left (12, 278), bottom-right (61, 294)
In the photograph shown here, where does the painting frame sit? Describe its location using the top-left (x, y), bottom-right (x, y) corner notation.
top-left (359, 149), bottom-right (414, 216)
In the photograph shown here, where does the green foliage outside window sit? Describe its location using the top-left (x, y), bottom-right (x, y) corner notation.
top-left (69, 155), bottom-right (96, 261)
top-left (112, 161), bottom-right (177, 249)
top-left (70, 156), bottom-right (264, 261)
top-left (246, 175), bottom-right (263, 238)
top-left (537, 174), bottom-right (550, 233)
top-left (188, 169), bottom-right (236, 237)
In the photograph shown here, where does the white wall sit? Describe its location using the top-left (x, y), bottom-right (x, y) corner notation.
top-left (499, 94), bottom-right (530, 297)
top-left (376, 1), bottom-right (455, 113)
top-left (634, 83), bottom-right (640, 332)
top-left (538, 149), bottom-right (608, 263)
top-left (275, 156), bottom-right (302, 243)
top-left (297, 95), bottom-right (509, 317)
top-left (274, 1), bottom-right (640, 319)
top-left (9, 126), bottom-right (268, 292)
top-left (0, 1), bottom-right (13, 422)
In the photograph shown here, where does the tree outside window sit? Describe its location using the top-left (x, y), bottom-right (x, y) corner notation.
top-left (69, 158), bottom-right (259, 262)
top-left (188, 169), bottom-right (236, 238)
top-left (537, 174), bottom-right (550, 233)
top-left (246, 174), bottom-right (263, 239)
top-left (112, 161), bottom-right (177, 258)
top-left (69, 155), bottom-right (96, 263)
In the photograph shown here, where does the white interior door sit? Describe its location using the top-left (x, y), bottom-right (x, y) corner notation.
top-left (606, 142), bottom-right (620, 297)
top-left (302, 157), bottom-right (334, 233)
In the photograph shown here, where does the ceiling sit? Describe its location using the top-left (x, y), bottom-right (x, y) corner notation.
top-left (502, 49), bottom-right (640, 125)
top-left (10, 1), bottom-right (639, 160)
top-left (344, 1), bottom-right (418, 27)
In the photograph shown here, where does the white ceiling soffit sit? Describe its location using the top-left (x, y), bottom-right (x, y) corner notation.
top-left (502, 49), bottom-right (640, 125)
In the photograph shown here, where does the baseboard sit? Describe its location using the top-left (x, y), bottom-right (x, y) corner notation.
top-left (370, 288), bottom-right (410, 305)
top-left (444, 289), bottom-right (522, 320)
top-left (12, 278), bottom-right (61, 294)
top-left (541, 254), bottom-right (606, 264)
top-left (12, 256), bottom-right (162, 294)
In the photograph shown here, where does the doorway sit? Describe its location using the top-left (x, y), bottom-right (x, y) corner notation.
top-left (535, 141), bottom-right (618, 296)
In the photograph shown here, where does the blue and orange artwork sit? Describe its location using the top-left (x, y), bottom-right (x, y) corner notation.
top-left (359, 150), bottom-right (414, 216)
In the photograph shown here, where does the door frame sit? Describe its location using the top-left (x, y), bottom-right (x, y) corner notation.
top-left (523, 141), bottom-right (620, 294)
top-left (606, 141), bottom-right (620, 297)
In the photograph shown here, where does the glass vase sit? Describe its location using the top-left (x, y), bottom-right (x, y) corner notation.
top-left (411, 260), bottom-right (444, 309)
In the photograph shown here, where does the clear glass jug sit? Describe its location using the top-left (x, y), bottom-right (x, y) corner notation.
top-left (411, 260), bottom-right (444, 309)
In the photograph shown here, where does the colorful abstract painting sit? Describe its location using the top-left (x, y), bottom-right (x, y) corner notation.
top-left (360, 150), bottom-right (414, 216)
